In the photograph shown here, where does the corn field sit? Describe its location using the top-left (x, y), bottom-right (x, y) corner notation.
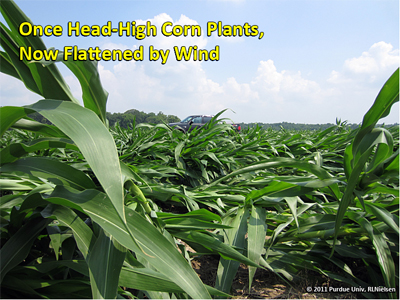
top-left (0, 0), bottom-right (399, 299)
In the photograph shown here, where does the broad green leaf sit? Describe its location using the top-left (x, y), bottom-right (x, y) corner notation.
top-left (365, 202), bottom-right (399, 234)
top-left (120, 267), bottom-right (230, 297)
top-left (175, 231), bottom-right (260, 268)
top-left (158, 208), bottom-right (222, 222)
top-left (358, 218), bottom-right (396, 298)
top-left (87, 229), bottom-right (126, 299)
top-left (11, 118), bottom-right (67, 137)
top-left (0, 137), bottom-right (78, 165)
top-left (2, 100), bottom-right (126, 224)
top-left (0, 25), bottom-right (41, 95)
top-left (0, 178), bottom-right (37, 190)
top-left (175, 141), bottom-right (185, 169)
top-left (352, 68), bottom-right (399, 156)
top-left (0, 106), bottom-right (33, 137)
top-left (46, 225), bottom-right (61, 260)
top-left (2, 275), bottom-right (91, 299)
top-left (45, 187), bottom-right (211, 299)
top-left (0, 157), bottom-right (96, 190)
top-left (215, 206), bottom-right (250, 294)
top-left (246, 180), bottom-right (314, 198)
top-left (120, 267), bottom-right (185, 294)
top-left (162, 217), bottom-right (231, 230)
top-left (247, 205), bottom-right (267, 290)
top-left (0, 50), bottom-right (21, 80)
top-left (42, 204), bottom-right (94, 259)
top-left (0, 0), bottom-right (78, 102)
top-left (1, 275), bottom-right (43, 298)
top-left (0, 217), bottom-right (51, 282)
top-left (285, 196), bottom-right (300, 228)
top-left (15, 260), bottom-right (89, 277)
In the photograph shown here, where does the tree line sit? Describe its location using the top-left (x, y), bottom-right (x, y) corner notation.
top-left (27, 109), bottom-right (181, 128)
top-left (240, 121), bottom-right (398, 131)
top-left (106, 109), bottom-right (180, 128)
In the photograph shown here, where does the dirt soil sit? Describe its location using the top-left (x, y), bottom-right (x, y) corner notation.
top-left (191, 255), bottom-right (359, 299)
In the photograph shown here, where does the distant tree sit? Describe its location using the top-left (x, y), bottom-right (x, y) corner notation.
top-left (106, 109), bottom-right (181, 128)
top-left (167, 115), bottom-right (180, 123)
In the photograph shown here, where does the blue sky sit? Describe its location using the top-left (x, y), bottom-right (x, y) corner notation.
top-left (1, 0), bottom-right (399, 124)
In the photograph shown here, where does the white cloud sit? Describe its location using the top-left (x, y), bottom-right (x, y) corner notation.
top-left (328, 41), bottom-right (399, 84)
top-left (0, 73), bottom-right (42, 107)
top-left (324, 42), bottom-right (399, 124)
top-left (345, 42), bottom-right (398, 74)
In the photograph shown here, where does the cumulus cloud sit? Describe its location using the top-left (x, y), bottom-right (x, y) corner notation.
top-left (0, 73), bottom-right (42, 107)
top-left (328, 41), bottom-right (399, 84)
top-left (345, 42), bottom-right (398, 74)
top-left (325, 42), bottom-right (399, 123)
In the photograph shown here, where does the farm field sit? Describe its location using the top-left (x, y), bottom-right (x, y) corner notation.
top-left (1, 0), bottom-right (399, 299)
top-left (1, 106), bottom-right (399, 298)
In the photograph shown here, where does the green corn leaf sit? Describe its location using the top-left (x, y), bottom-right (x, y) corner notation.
top-left (247, 205), bottom-right (267, 290)
top-left (0, 50), bottom-right (21, 80)
top-left (120, 267), bottom-right (186, 294)
top-left (42, 204), bottom-right (94, 259)
top-left (46, 225), bottom-right (61, 260)
top-left (1, 275), bottom-right (44, 298)
top-left (2, 276), bottom-right (91, 299)
top-left (11, 118), bottom-right (68, 137)
top-left (158, 208), bottom-right (222, 222)
top-left (0, 0), bottom-right (78, 102)
top-left (285, 197), bottom-right (300, 228)
top-left (0, 178), bottom-right (37, 191)
top-left (87, 229), bottom-right (126, 299)
top-left (0, 157), bottom-right (96, 190)
top-left (363, 182), bottom-right (399, 197)
top-left (365, 202), bottom-right (399, 235)
top-left (15, 260), bottom-right (89, 277)
top-left (162, 217), bottom-right (231, 230)
top-left (175, 231), bottom-right (260, 268)
top-left (120, 267), bottom-right (230, 297)
top-left (0, 106), bottom-right (32, 137)
top-left (0, 137), bottom-right (78, 165)
top-left (215, 206), bottom-right (250, 294)
top-left (352, 68), bottom-right (399, 156)
top-left (0, 217), bottom-right (51, 282)
top-left (0, 100), bottom-right (125, 224)
top-left (175, 141), bottom-right (185, 169)
top-left (358, 218), bottom-right (396, 299)
top-left (44, 187), bottom-right (211, 299)
top-left (0, 25), bottom-right (41, 95)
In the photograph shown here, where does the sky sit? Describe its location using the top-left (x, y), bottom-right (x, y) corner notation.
top-left (1, 0), bottom-right (399, 124)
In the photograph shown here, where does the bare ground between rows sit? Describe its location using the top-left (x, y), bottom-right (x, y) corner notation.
top-left (191, 255), bottom-right (360, 299)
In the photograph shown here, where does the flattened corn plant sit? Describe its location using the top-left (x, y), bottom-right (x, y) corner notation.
top-left (1, 0), bottom-right (399, 298)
